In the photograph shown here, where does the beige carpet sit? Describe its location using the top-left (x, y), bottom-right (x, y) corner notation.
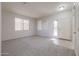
top-left (2, 36), bottom-right (75, 56)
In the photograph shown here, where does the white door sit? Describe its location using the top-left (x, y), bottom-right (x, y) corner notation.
top-left (75, 3), bottom-right (79, 55)
top-left (72, 5), bottom-right (76, 49)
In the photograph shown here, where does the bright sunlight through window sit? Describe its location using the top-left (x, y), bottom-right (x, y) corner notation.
top-left (53, 20), bottom-right (58, 37)
top-left (15, 17), bottom-right (29, 31)
top-left (24, 20), bottom-right (29, 30)
top-left (37, 20), bottom-right (42, 31)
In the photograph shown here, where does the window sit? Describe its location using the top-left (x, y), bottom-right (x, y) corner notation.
top-left (53, 20), bottom-right (58, 37)
top-left (24, 20), bottom-right (29, 30)
top-left (15, 17), bottom-right (29, 31)
top-left (15, 18), bottom-right (23, 31)
top-left (37, 20), bottom-right (42, 30)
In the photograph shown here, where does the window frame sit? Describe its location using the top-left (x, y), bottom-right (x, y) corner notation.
top-left (15, 17), bottom-right (30, 31)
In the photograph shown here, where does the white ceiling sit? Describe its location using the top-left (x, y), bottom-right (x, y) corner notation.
top-left (2, 2), bottom-right (74, 18)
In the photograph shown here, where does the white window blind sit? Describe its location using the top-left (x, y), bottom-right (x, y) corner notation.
top-left (15, 17), bottom-right (29, 31)
top-left (15, 18), bottom-right (23, 31)
top-left (24, 20), bottom-right (29, 30)
top-left (37, 20), bottom-right (42, 30)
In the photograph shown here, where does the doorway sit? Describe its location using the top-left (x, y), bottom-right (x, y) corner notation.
top-left (53, 20), bottom-right (58, 38)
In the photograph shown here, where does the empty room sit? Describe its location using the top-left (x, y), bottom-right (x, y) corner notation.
top-left (1, 2), bottom-right (79, 56)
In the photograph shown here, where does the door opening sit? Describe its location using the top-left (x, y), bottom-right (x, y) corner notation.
top-left (53, 20), bottom-right (58, 37)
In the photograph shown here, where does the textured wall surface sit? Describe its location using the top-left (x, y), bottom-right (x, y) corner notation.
top-left (2, 11), bottom-right (36, 41)
top-left (37, 10), bottom-right (73, 40)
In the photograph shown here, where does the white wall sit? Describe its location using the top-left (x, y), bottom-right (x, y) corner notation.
top-left (57, 10), bottom-right (73, 40)
top-left (2, 10), bottom-right (36, 41)
top-left (37, 10), bottom-right (73, 40)
top-left (37, 16), bottom-right (55, 37)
